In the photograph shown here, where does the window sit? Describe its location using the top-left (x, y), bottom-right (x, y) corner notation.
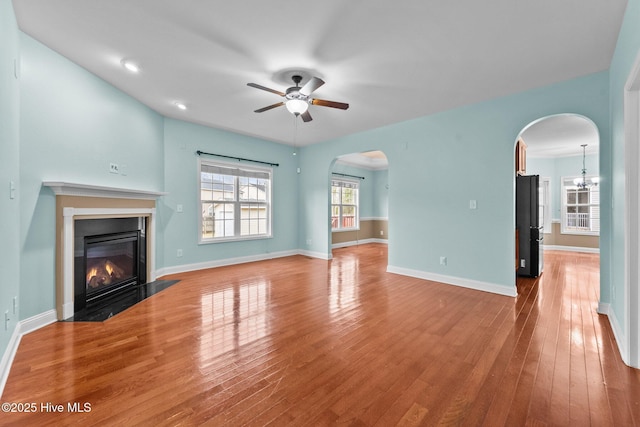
top-left (199, 159), bottom-right (272, 242)
top-left (540, 177), bottom-right (551, 233)
top-left (561, 176), bottom-right (599, 235)
top-left (331, 178), bottom-right (359, 231)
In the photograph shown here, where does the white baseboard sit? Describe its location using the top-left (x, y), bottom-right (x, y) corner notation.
top-left (543, 245), bottom-right (600, 254)
top-left (0, 309), bottom-right (57, 398)
top-left (0, 325), bottom-right (21, 399)
top-left (597, 301), bottom-right (610, 315)
top-left (156, 249), bottom-right (300, 277)
top-left (297, 249), bottom-right (331, 260)
top-left (332, 238), bottom-right (388, 249)
top-left (386, 265), bottom-right (517, 297)
top-left (599, 303), bottom-right (630, 366)
top-left (20, 310), bottom-right (58, 335)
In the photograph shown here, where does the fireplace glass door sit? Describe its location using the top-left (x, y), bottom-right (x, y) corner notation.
top-left (85, 231), bottom-right (140, 302)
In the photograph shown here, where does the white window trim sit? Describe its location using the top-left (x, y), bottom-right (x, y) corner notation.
top-left (331, 178), bottom-right (360, 232)
top-left (541, 177), bottom-right (551, 234)
top-left (560, 175), bottom-right (600, 236)
top-left (198, 158), bottom-right (273, 244)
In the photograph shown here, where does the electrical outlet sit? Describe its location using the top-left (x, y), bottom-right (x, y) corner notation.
top-left (520, 259), bottom-right (526, 268)
top-left (440, 256), bottom-right (447, 266)
top-left (4, 311), bottom-right (9, 331)
top-left (380, 230), bottom-right (384, 236)
top-left (469, 200), bottom-right (477, 209)
top-left (177, 249), bottom-right (183, 257)
top-left (177, 204), bottom-right (183, 213)
top-left (109, 163), bottom-right (120, 174)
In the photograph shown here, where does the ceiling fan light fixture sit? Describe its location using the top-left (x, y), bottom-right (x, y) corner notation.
top-left (286, 99), bottom-right (308, 115)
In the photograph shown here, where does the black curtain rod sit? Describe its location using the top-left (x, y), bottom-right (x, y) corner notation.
top-left (196, 150), bottom-right (279, 167)
top-left (332, 172), bottom-right (365, 180)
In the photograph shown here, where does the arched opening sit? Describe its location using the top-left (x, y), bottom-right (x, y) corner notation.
top-left (328, 150), bottom-right (389, 259)
top-left (514, 114), bottom-right (600, 278)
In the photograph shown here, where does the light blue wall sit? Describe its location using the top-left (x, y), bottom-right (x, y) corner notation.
top-left (298, 71), bottom-right (610, 291)
top-left (373, 170), bottom-right (389, 219)
top-left (528, 154), bottom-right (599, 221)
top-left (0, 0), bottom-right (21, 359)
top-left (160, 118), bottom-right (299, 268)
top-left (330, 163), bottom-right (375, 218)
top-left (608, 0), bottom-right (640, 335)
top-left (18, 34), bottom-right (165, 319)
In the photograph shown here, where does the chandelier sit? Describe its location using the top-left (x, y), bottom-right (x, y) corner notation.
top-left (573, 144), bottom-right (598, 189)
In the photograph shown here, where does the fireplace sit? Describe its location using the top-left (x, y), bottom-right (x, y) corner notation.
top-left (44, 181), bottom-right (165, 320)
top-left (74, 217), bottom-right (147, 313)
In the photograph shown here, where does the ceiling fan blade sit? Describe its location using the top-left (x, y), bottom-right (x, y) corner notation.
top-left (247, 83), bottom-right (285, 97)
top-left (311, 98), bottom-right (349, 110)
top-left (301, 110), bottom-right (313, 122)
top-left (299, 77), bottom-right (325, 96)
top-left (254, 102), bottom-right (284, 113)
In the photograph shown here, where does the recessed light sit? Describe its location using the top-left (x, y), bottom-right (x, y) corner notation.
top-left (121, 59), bottom-right (140, 73)
top-left (174, 102), bottom-right (187, 110)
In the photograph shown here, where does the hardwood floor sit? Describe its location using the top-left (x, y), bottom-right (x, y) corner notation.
top-left (3, 244), bottom-right (640, 426)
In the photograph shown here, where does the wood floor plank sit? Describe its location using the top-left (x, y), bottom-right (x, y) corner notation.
top-left (2, 245), bottom-right (639, 426)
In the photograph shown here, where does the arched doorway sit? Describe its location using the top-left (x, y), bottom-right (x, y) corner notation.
top-left (329, 151), bottom-right (389, 256)
top-left (514, 114), bottom-right (600, 276)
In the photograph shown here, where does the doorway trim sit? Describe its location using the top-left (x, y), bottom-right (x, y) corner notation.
top-left (624, 51), bottom-right (640, 368)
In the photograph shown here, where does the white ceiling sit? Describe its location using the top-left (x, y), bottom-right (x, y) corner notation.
top-left (12, 0), bottom-right (628, 147)
top-left (336, 151), bottom-right (388, 170)
top-left (520, 114), bottom-right (600, 158)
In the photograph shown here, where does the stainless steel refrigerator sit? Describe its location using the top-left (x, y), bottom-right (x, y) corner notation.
top-left (516, 175), bottom-right (543, 277)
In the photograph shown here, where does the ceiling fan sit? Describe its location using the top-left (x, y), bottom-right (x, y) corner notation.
top-left (247, 75), bottom-right (349, 122)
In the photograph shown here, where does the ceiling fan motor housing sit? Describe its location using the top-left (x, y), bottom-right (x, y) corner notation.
top-left (285, 88), bottom-right (308, 102)
top-left (285, 75), bottom-right (309, 103)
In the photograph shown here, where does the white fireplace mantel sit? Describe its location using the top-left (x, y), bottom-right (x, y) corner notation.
top-left (45, 181), bottom-right (165, 320)
top-left (43, 181), bottom-right (167, 199)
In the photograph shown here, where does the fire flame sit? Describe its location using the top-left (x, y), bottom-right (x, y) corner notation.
top-left (86, 259), bottom-right (126, 288)
top-left (86, 267), bottom-right (98, 283)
